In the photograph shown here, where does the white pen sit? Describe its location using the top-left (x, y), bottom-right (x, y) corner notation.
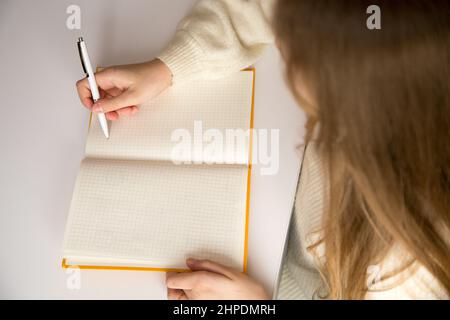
top-left (77, 37), bottom-right (109, 139)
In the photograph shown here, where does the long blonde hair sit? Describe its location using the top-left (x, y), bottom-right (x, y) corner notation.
top-left (274, 0), bottom-right (450, 298)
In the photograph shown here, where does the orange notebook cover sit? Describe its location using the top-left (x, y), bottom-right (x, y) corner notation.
top-left (62, 69), bottom-right (255, 273)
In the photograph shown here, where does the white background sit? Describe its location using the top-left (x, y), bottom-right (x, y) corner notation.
top-left (0, 0), bottom-right (305, 299)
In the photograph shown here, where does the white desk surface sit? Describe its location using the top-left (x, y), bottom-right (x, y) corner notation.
top-left (0, 0), bottom-right (305, 299)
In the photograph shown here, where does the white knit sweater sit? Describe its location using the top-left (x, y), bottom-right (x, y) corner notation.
top-left (158, 0), bottom-right (447, 300)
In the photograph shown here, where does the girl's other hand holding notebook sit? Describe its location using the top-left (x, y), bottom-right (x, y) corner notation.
top-left (166, 258), bottom-right (269, 300)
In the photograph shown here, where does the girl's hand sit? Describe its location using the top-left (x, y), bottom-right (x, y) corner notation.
top-left (76, 58), bottom-right (172, 121)
top-left (166, 258), bottom-right (269, 300)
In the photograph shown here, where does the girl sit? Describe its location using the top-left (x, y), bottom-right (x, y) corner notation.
top-left (76, 0), bottom-right (450, 299)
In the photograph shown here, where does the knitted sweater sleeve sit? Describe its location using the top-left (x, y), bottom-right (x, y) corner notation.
top-left (157, 0), bottom-right (275, 84)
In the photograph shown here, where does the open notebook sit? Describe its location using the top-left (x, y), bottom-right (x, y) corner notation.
top-left (62, 69), bottom-right (255, 272)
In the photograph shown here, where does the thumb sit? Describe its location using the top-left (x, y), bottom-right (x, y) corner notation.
top-left (186, 258), bottom-right (236, 279)
top-left (93, 90), bottom-right (137, 113)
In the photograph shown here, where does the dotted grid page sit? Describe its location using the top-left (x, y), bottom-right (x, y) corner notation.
top-left (85, 71), bottom-right (254, 165)
top-left (63, 158), bottom-right (249, 270)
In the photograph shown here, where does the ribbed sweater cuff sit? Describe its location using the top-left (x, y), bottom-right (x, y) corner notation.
top-left (157, 30), bottom-right (204, 85)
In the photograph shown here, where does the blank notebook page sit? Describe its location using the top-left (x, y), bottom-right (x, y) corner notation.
top-left (63, 159), bottom-right (249, 269)
top-left (85, 70), bottom-right (254, 164)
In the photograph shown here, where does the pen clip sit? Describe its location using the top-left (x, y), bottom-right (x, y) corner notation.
top-left (77, 37), bottom-right (88, 76)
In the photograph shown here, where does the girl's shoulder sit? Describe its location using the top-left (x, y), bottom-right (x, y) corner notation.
top-left (366, 245), bottom-right (448, 300)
